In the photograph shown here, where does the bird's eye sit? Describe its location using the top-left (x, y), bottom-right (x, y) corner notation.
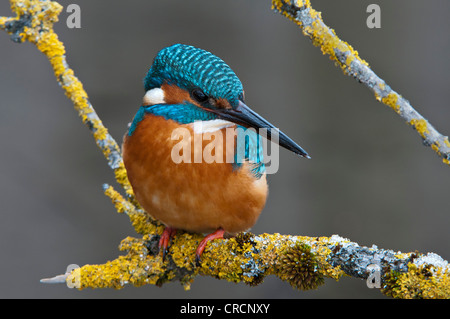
top-left (191, 89), bottom-right (208, 103)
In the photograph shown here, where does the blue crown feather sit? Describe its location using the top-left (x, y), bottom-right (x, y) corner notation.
top-left (144, 44), bottom-right (244, 107)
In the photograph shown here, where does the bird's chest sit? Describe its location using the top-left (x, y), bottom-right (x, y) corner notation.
top-left (122, 114), bottom-right (268, 233)
top-left (124, 113), bottom-right (265, 178)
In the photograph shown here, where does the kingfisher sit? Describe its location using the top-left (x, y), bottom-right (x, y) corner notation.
top-left (122, 44), bottom-right (309, 264)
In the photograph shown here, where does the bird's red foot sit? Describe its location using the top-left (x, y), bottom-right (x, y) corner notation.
top-left (195, 228), bottom-right (225, 266)
top-left (159, 227), bottom-right (177, 260)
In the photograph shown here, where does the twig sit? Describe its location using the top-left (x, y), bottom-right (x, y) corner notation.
top-left (271, 0), bottom-right (450, 166)
top-left (0, 0), bottom-right (135, 200)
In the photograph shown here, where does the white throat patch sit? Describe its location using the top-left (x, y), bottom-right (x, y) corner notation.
top-left (143, 88), bottom-right (165, 105)
top-left (192, 119), bottom-right (235, 133)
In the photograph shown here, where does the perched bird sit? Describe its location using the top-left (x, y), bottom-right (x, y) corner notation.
top-left (123, 44), bottom-right (309, 264)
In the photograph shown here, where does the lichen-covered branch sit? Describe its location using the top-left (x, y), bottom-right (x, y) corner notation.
top-left (43, 212), bottom-right (450, 299)
top-left (2, 0), bottom-right (449, 299)
top-left (47, 184), bottom-right (450, 299)
top-left (271, 0), bottom-right (450, 166)
top-left (0, 0), bottom-right (135, 200)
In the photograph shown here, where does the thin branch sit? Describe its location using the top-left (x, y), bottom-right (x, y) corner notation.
top-left (0, 0), bottom-right (135, 201)
top-left (271, 0), bottom-right (450, 166)
top-left (2, 0), bottom-right (449, 298)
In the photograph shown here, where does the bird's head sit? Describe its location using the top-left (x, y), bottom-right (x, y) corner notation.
top-left (133, 43), bottom-right (309, 158)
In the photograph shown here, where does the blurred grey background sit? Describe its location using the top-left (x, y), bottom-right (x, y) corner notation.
top-left (0, 0), bottom-right (449, 299)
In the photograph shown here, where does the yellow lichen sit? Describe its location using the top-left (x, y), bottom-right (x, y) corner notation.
top-left (272, 0), bottom-right (368, 75)
top-left (381, 93), bottom-right (400, 114)
top-left (93, 125), bottom-right (109, 141)
top-left (444, 138), bottom-right (450, 148)
top-left (129, 212), bottom-right (162, 236)
top-left (170, 232), bottom-right (199, 272)
top-left (395, 252), bottom-right (411, 260)
top-left (383, 263), bottom-right (450, 299)
top-left (198, 235), bottom-right (257, 284)
top-left (114, 164), bottom-right (135, 196)
top-left (431, 142), bottom-right (441, 156)
top-left (311, 240), bottom-right (344, 281)
top-left (410, 118), bottom-right (430, 139)
top-left (103, 185), bottom-right (130, 214)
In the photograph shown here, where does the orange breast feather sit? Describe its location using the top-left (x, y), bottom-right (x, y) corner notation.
top-left (122, 114), bottom-right (268, 234)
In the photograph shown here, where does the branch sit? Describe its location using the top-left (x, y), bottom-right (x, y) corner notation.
top-left (2, 0), bottom-right (449, 299)
top-left (42, 209), bottom-right (450, 299)
top-left (271, 0), bottom-right (450, 166)
top-left (45, 188), bottom-right (450, 298)
top-left (0, 0), bottom-right (135, 201)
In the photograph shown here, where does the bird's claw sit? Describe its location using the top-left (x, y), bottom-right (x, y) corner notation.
top-left (158, 227), bottom-right (177, 261)
top-left (158, 227), bottom-right (225, 265)
top-left (194, 228), bottom-right (225, 267)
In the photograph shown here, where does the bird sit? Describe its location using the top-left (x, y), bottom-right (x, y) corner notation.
top-left (122, 44), bottom-right (309, 264)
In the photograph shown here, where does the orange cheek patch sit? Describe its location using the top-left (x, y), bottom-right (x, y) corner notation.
top-left (215, 98), bottom-right (232, 109)
top-left (160, 83), bottom-right (233, 113)
top-left (161, 83), bottom-right (196, 105)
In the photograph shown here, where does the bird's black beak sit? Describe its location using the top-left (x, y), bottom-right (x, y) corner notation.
top-left (211, 100), bottom-right (310, 159)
